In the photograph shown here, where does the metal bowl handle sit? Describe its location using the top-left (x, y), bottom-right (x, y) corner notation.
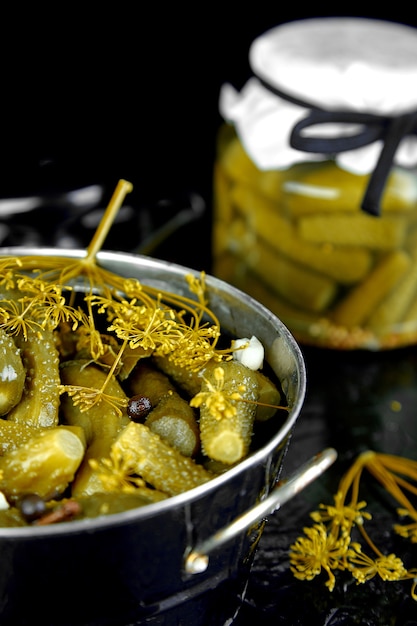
top-left (184, 447), bottom-right (337, 574)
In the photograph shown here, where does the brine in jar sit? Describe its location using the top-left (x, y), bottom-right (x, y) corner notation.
top-left (213, 125), bottom-right (417, 349)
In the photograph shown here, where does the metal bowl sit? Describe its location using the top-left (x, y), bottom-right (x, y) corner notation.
top-left (0, 247), bottom-right (334, 626)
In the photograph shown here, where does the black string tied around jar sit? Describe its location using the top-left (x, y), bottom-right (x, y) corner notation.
top-left (256, 74), bottom-right (417, 218)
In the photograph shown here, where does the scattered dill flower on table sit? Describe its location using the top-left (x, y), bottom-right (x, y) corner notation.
top-left (289, 450), bottom-right (417, 600)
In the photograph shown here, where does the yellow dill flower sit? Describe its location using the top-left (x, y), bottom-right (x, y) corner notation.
top-left (17, 275), bottom-right (63, 296)
top-left (394, 518), bottom-right (417, 543)
top-left (58, 384), bottom-right (128, 416)
top-left (72, 309), bottom-right (107, 361)
top-left (120, 278), bottom-right (145, 297)
top-left (89, 447), bottom-right (146, 493)
top-left (33, 292), bottom-right (81, 331)
top-left (190, 366), bottom-right (245, 420)
top-left (289, 523), bottom-right (351, 591)
top-left (0, 298), bottom-right (43, 339)
top-left (108, 302), bottom-right (181, 352)
top-left (349, 550), bottom-right (409, 583)
top-left (291, 450), bottom-right (417, 601)
top-left (159, 323), bottom-right (221, 372)
top-left (186, 272), bottom-right (208, 308)
top-left (311, 492), bottom-right (372, 531)
top-left (0, 179), bottom-right (234, 418)
top-left (0, 258), bottom-right (21, 288)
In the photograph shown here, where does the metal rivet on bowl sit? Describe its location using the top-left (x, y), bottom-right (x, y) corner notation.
top-left (185, 551), bottom-right (209, 575)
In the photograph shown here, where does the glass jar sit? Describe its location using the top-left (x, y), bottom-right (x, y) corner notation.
top-left (213, 18), bottom-right (417, 349)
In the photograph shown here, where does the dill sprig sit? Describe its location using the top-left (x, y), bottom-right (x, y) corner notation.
top-left (190, 366), bottom-right (246, 421)
top-left (0, 179), bottom-right (227, 413)
top-left (88, 447), bottom-right (146, 493)
top-left (289, 450), bottom-right (417, 600)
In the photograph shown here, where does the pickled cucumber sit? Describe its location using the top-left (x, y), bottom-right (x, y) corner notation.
top-left (112, 421), bottom-right (213, 496)
top-left (213, 129), bottom-right (417, 349)
top-left (0, 177), bottom-right (289, 525)
top-left (73, 490), bottom-right (168, 518)
top-left (0, 427), bottom-right (86, 500)
top-left (194, 361), bottom-right (260, 465)
top-left (0, 420), bottom-right (85, 456)
top-left (298, 213), bottom-right (406, 250)
top-left (0, 328), bottom-right (25, 416)
top-left (244, 242), bottom-right (338, 313)
top-left (284, 161), bottom-right (417, 216)
top-left (231, 184), bottom-right (373, 284)
top-left (60, 360), bottom-right (131, 496)
top-left (218, 126), bottom-right (285, 198)
top-left (60, 360), bottom-right (130, 443)
top-left (129, 361), bottom-right (200, 457)
top-left (7, 327), bottom-right (61, 428)
top-left (332, 251), bottom-right (412, 327)
top-left (154, 355), bottom-right (282, 422)
top-left (145, 394), bottom-right (200, 457)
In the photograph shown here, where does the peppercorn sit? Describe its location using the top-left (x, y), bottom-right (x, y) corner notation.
top-left (18, 494), bottom-right (47, 523)
top-left (127, 395), bottom-right (152, 422)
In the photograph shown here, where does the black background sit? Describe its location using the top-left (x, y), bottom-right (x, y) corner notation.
top-left (0, 8), bottom-right (416, 272)
top-left (2, 8), bottom-right (417, 213)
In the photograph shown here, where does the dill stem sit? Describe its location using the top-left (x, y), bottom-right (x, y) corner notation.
top-left (101, 339), bottom-right (129, 393)
top-left (338, 451), bottom-right (373, 505)
top-left (357, 520), bottom-right (384, 558)
top-left (351, 467), bottom-right (363, 509)
top-left (366, 457), bottom-right (417, 519)
top-left (238, 397), bottom-right (289, 411)
top-left (394, 475), bottom-right (417, 502)
top-left (85, 179), bottom-right (133, 263)
top-left (143, 283), bottom-right (221, 335)
top-left (378, 453), bottom-right (417, 480)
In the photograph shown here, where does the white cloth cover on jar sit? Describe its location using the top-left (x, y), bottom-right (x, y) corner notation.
top-left (219, 18), bottom-right (417, 177)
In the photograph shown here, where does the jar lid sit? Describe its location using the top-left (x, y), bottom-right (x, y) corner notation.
top-left (250, 17), bottom-right (417, 115)
top-left (219, 18), bottom-right (417, 214)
